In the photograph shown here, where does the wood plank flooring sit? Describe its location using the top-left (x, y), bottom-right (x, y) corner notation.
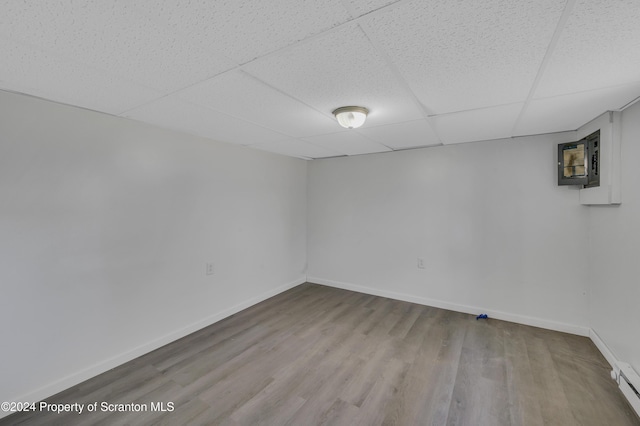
top-left (2, 283), bottom-right (638, 425)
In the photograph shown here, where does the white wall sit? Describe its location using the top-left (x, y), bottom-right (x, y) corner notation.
top-left (588, 101), bottom-right (640, 373)
top-left (3, 84), bottom-right (637, 410)
top-left (0, 90), bottom-right (307, 405)
top-left (308, 132), bottom-right (591, 333)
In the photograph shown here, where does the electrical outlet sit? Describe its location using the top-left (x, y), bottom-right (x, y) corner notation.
top-left (417, 258), bottom-right (425, 269)
top-left (206, 262), bottom-right (214, 275)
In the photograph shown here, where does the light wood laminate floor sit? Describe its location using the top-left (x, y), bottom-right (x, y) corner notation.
top-left (3, 283), bottom-right (639, 425)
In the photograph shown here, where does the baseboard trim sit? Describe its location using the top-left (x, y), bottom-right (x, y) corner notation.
top-left (590, 330), bottom-right (640, 419)
top-left (1, 276), bottom-right (306, 420)
top-left (589, 328), bottom-right (618, 369)
top-left (307, 276), bottom-right (590, 337)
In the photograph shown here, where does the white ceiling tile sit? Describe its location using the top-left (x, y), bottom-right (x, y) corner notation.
top-left (1, 1), bottom-right (639, 160)
top-left (515, 83), bottom-right (640, 136)
top-left (123, 96), bottom-right (286, 146)
top-left (244, 25), bottom-right (424, 127)
top-left (342, 0), bottom-right (401, 17)
top-left (0, 1), bottom-right (236, 93)
top-left (432, 103), bottom-right (524, 145)
top-left (357, 119), bottom-right (441, 149)
top-left (175, 71), bottom-right (337, 137)
top-left (0, 39), bottom-right (162, 115)
top-left (250, 139), bottom-right (344, 160)
top-left (128, 0), bottom-right (351, 65)
top-left (535, 0), bottom-right (640, 98)
top-left (302, 131), bottom-right (392, 156)
top-left (366, 0), bottom-right (566, 113)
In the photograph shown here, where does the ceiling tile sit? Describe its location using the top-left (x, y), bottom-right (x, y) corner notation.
top-left (342, 0), bottom-right (401, 18)
top-left (302, 131), bottom-right (392, 156)
top-left (535, 0), bottom-right (640, 98)
top-left (357, 119), bottom-right (441, 149)
top-left (175, 71), bottom-right (337, 137)
top-left (250, 139), bottom-right (344, 160)
top-left (0, 39), bottom-right (162, 115)
top-left (365, 0), bottom-right (566, 114)
top-left (1, 1), bottom-right (639, 160)
top-left (432, 103), bottom-right (524, 145)
top-left (244, 24), bottom-right (424, 127)
top-left (515, 83), bottom-right (640, 136)
top-left (0, 1), bottom-right (236, 93)
top-left (128, 0), bottom-right (351, 65)
top-left (123, 96), bottom-right (286, 146)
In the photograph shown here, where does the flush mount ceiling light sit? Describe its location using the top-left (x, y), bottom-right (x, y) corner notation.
top-left (332, 106), bottom-right (369, 129)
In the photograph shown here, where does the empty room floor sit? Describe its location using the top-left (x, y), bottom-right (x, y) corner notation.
top-left (3, 283), bottom-right (638, 425)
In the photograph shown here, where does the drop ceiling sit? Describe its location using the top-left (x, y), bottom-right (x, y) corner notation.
top-left (1, 0), bottom-right (639, 160)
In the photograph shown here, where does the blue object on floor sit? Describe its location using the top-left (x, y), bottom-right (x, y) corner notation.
top-left (476, 313), bottom-right (488, 320)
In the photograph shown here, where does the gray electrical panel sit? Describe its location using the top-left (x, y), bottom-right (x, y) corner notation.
top-left (558, 130), bottom-right (600, 188)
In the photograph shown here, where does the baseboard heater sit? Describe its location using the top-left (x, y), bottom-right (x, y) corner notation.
top-left (611, 362), bottom-right (640, 417)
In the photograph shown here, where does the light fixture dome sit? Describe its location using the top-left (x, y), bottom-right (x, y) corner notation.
top-left (332, 106), bottom-right (369, 129)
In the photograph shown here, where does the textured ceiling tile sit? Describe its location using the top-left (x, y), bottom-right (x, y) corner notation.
top-left (128, 0), bottom-right (351, 65)
top-left (432, 103), bottom-right (524, 145)
top-left (123, 96), bottom-right (286, 146)
top-left (175, 71), bottom-right (337, 137)
top-left (357, 119), bottom-right (441, 149)
top-left (366, 0), bottom-right (566, 113)
top-left (250, 139), bottom-right (344, 160)
top-left (302, 131), bottom-right (392, 155)
top-left (515, 83), bottom-right (640, 136)
top-left (0, 1), bottom-right (236, 93)
top-left (2, 0), bottom-right (638, 160)
top-left (535, 0), bottom-right (640, 97)
top-left (0, 39), bottom-right (162, 115)
top-left (342, 0), bottom-right (401, 17)
top-left (244, 25), bottom-right (424, 127)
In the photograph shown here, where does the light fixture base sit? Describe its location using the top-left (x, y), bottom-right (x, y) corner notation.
top-left (332, 106), bottom-right (369, 129)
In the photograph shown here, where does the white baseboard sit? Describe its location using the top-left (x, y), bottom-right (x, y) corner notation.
top-left (0, 276), bottom-right (306, 420)
top-left (590, 330), bottom-right (640, 418)
top-left (589, 328), bottom-right (618, 369)
top-left (10, 276), bottom-right (629, 421)
top-left (307, 276), bottom-right (590, 337)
